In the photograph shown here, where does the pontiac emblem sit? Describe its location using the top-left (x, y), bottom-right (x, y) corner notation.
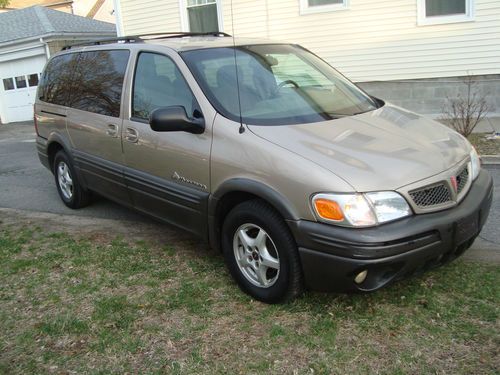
top-left (450, 176), bottom-right (458, 193)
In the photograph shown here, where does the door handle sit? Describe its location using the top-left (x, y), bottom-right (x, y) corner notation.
top-left (125, 127), bottom-right (139, 143)
top-left (106, 124), bottom-right (119, 137)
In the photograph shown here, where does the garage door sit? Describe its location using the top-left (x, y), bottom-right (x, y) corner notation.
top-left (0, 54), bottom-right (47, 124)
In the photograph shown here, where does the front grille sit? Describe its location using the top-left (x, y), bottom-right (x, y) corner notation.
top-left (409, 184), bottom-right (452, 208)
top-left (456, 166), bottom-right (469, 194)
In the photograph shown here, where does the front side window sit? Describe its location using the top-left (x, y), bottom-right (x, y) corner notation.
top-left (182, 44), bottom-right (378, 126)
top-left (186, 0), bottom-right (219, 32)
top-left (132, 52), bottom-right (198, 121)
top-left (300, 0), bottom-right (348, 14)
top-left (418, 0), bottom-right (473, 25)
top-left (67, 50), bottom-right (130, 117)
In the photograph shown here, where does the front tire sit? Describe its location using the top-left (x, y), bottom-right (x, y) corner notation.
top-left (221, 199), bottom-right (304, 303)
top-left (53, 150), bottom-right (91, 209)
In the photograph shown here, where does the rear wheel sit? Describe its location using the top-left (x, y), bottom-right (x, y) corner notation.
top-left (222, 199), bottom-right (304, 303)
top-left (53, 150), bottom-right (91, 209)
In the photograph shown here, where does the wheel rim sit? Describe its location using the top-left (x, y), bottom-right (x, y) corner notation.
top-left (233, 223), bottom-right (280, 288)
top-left (57, 161), bottom-right (73, 200)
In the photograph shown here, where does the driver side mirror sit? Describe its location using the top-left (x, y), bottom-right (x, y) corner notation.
top-left (149, 106), bottom-right (205, 134)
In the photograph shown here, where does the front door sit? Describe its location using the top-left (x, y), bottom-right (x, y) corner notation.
top-left (122, 51), bottom-right (212, 236)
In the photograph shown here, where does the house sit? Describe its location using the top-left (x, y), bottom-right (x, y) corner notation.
top-left (113, 0), bottom-right (500, 117)
top-left (0, 0), bottom-right (116, 23)
top-left (0, 6), bottom-right (115, 123)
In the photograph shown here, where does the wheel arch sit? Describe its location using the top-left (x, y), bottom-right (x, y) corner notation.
top-left (208, 178), bottom-right (300, 251)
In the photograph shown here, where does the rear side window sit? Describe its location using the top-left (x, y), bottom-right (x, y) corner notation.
top-left (68, 50), bottom-right (130, 117)
top-left (38, 53), bottom-right (78, 105)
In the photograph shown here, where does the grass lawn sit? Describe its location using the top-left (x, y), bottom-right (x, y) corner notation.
top-left (0, 225), bottom-right (498, 374)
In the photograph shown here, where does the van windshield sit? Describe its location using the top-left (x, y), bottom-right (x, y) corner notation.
top-left (181, 44), bottom-right (378, 125)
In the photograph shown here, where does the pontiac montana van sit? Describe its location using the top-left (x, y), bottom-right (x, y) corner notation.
top-left (35, 33), bottom-right (493, 303)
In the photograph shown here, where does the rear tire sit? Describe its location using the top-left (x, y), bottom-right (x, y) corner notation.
top-left (53, 150), bottom-right (91, 209)
top-left (221, 199), bottom-right (304, 303)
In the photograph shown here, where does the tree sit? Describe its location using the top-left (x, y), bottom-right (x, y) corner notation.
top-left (440, 74), bottom-right (489, 138)
top-left (0, 0), bottom-right (10, 8)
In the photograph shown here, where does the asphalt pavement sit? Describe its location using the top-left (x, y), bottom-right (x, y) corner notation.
top-left (1, 122), bottom-right (499, 259)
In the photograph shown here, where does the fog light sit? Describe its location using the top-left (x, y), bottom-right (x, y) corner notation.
top-left (354, 270), bottom-right (368, 284)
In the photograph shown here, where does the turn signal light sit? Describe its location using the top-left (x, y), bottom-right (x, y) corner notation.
top-left (313, 198), bottom-right (344, 221)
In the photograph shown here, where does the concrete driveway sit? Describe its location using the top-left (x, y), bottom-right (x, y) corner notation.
top-left (1, 122), bottom-right (499, 262)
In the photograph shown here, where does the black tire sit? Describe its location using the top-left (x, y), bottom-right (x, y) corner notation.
top-left (221, 199), bottom-right (304, 303)
top-left (53, 150), bottom-right (91, 209)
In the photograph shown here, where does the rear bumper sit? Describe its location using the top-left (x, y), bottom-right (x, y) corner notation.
top-left (288, 170), bottom-right (493, 292)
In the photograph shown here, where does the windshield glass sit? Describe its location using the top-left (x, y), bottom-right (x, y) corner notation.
top-left (181, 44), bottom-right (378, 125)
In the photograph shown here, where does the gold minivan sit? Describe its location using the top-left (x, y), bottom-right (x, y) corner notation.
top-left (35, 33), bottom-right (493, 303)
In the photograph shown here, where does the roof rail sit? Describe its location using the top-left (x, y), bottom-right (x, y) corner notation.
top-left (62, 36), bottom-right (141, 50)
top-left (62, 31), bottom-right (231, 50)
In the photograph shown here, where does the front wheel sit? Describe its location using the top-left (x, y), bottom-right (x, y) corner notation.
top-left (221, 199), bottom-right (304, 303)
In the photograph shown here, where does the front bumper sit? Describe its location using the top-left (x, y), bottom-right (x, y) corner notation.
top-left (288, 170), bottom-right (493, 292)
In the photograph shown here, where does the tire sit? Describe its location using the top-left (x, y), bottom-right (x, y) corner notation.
top-left (53, 150), bottom-right (91, 209)
top-left (221, 199), bottom-right (304, 303)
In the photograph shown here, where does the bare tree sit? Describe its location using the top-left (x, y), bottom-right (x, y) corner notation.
top-left (440, 74), bottom-right (489, 138)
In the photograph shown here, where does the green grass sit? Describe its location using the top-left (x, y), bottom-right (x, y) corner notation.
top-left (0, 225), bottom-right (498, 374)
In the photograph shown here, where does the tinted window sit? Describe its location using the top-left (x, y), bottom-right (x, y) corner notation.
top-left (426, 0), bottom-right (465, 16)
top-left (67, 50), bottom-right (129, 117)
top-left (132, 52), bottom-right (198, 120)
top-left (38, 53), bottom-right (78, 106)
top-left (3, 78), bottom-right (14, 91)
top-left (15, 76), bottom-right (27, 89)
top-left (28, 74), bottom-right (39, 87)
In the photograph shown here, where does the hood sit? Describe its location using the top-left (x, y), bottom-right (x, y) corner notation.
top-left (248, 105), bottom-right (470, 192)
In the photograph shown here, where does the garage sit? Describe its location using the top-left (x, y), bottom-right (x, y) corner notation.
top-left (0, 54), bottom-right (46, 123)
top-left (0, 5), bottom-right (116, 124)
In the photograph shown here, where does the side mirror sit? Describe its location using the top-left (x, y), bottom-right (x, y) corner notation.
top-left (149, 106), bottom-right (205, 134)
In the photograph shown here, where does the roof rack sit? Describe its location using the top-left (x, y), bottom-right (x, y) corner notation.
top-left (62, 31), bottom-right (231, 50)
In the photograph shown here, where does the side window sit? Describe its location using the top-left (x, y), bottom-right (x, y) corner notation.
top-left (38, 53), bottom-right (78, 106)
top-left (132, 52), bottom-right (198, 120)
top-left (67, 50), bottom-right (130, 117)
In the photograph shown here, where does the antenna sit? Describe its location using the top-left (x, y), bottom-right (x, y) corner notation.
top-left (230, 0), bottom-right (245, 134)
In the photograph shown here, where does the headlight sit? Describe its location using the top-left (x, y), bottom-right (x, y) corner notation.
top-left (312, 192), bottom-right (412, 227)
top-left (470, 147), bottom-right (481, 181)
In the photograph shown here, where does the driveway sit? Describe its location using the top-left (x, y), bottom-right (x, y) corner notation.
top-left (1, 122), bottom-right (499, 262)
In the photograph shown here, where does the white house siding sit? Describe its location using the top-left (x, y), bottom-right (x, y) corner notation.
top-left (119, 0), bottom-right (181, 35)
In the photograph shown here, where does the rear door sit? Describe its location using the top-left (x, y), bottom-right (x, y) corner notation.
top-left (121, 50), bottom-right (213, 236)
top-left (65, 49), bottom-right (131, 205)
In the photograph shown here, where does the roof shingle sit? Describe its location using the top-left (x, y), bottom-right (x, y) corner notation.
top-left (0, 5), bottom-right (116, 44)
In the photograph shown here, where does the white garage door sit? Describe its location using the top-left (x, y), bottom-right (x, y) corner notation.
top-left (0, 54), bottom-right (47, 124)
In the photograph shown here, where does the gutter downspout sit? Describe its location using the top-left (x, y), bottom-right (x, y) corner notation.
top-left (40, 37), bottom-right (50, 59)
top-left (112, 0), bottom-right (124, 36)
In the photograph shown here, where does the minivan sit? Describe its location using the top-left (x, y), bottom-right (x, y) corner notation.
top-left (35, 33), bottom-right (493, 303)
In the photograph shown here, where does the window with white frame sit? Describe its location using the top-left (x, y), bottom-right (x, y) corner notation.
top-left (300, 0), bottom-right (348, 15)
top-left (417, 0), bottom-right (474, 25)
top-left (183, 0), bottom-right (221, 33)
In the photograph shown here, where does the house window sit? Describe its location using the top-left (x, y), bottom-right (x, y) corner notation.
top-left (3, 78), bottom-right (14, 91)
top-left (184, 0), bottom-right (221, 33)
top-left (300, 0), bottom-right (348, 14)
top-left (15, 76), bottom-right (27, 89)
top-left (28, 73), bottom-right (39, 87)
top-left (418, 0), bottom-right (474, 25)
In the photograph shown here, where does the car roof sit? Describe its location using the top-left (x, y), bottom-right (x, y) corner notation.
top-left (62, 35), bottom-right (287, 54)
